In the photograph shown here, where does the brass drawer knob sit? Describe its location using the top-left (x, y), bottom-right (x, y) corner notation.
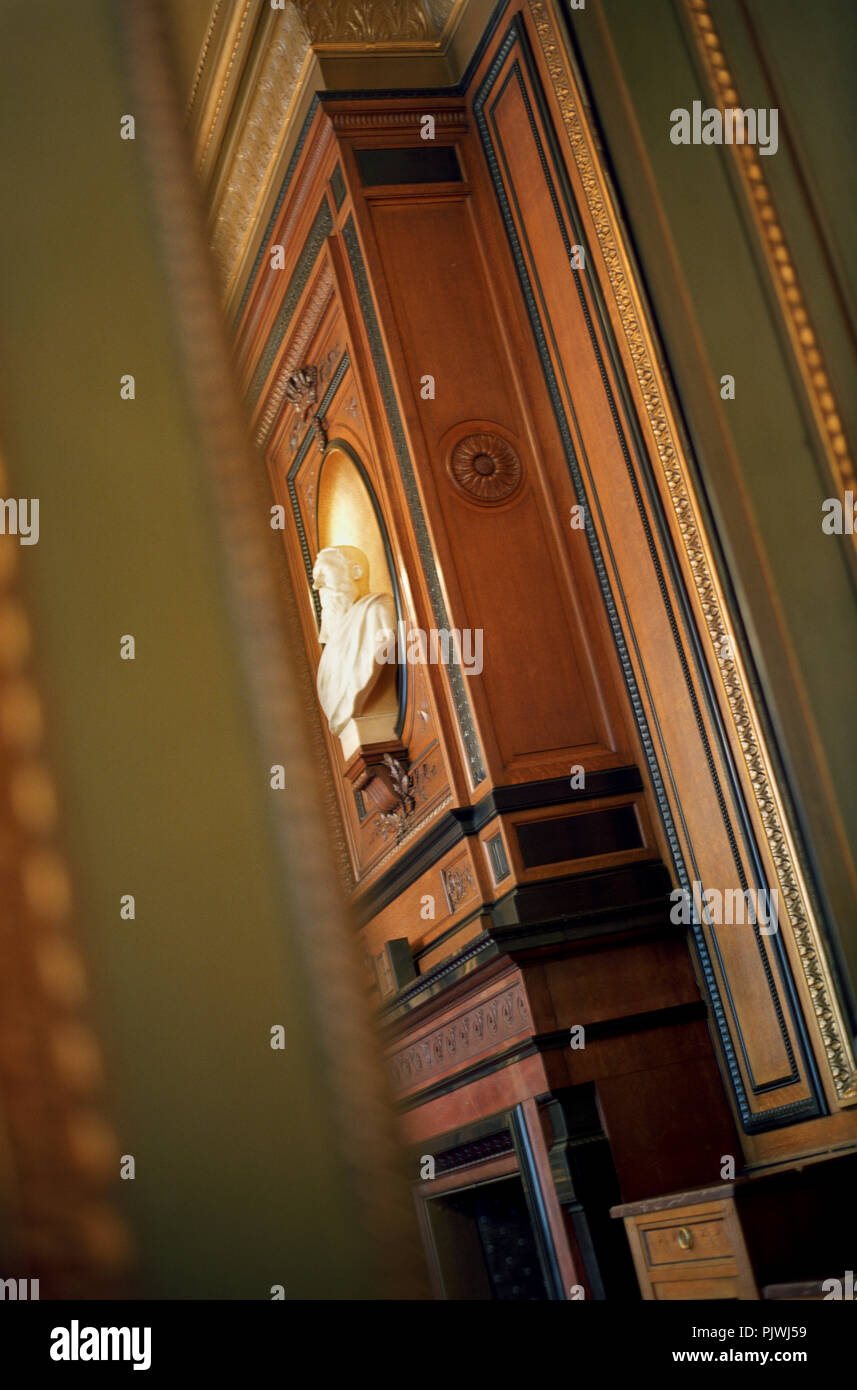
top-left (677, 1226), bottom-right (694, 1251)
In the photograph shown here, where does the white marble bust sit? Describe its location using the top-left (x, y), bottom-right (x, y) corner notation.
top-left (312, 545), bottom-right (396, 743)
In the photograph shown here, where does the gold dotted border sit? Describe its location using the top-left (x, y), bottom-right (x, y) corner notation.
top-left (528, 0), bottom-right (857, 1104)
top-left (684, 0), bottom-right (856, 537)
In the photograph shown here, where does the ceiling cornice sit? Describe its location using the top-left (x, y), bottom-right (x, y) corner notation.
top-left (185, 0), bottom-right (496, 308)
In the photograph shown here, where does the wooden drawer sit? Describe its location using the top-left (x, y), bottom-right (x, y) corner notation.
top-left (642, 1211), bottom-right (732, 1267)
top-left (618, 1197), bottom-right (757, 1299)
top-left (653, 1274), bottom-right (739, 1300)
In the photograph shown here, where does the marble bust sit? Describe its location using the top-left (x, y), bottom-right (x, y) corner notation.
top-left (312, 545), bottom-right (396, 743)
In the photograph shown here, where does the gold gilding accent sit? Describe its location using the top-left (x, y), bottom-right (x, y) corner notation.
top-left (317, 446), bottom-right (394, 599)
top-left (211, 7), bottom-right (312, 283)
top-left (528, 0), bottom-right (857, 1103)
top-left (187, 0), bottom-right (227, 117)
top-left (296, 0), bottom-right (459, 48)
top-left (200, 0), bottom-right (465, 294)
top-left (683, 0), bottom-right (856, 534)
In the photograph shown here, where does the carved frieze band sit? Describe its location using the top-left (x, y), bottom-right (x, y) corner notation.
top-left (328, 109), bottom-right (468, 131)
top-left (296, 0), bottom-right (459, 47)
top-left (528, 0), bottom-right (857, 1102)
top-left (211, 6), bottom-right (312, 282)
top-left (254, 263), bottom-right (335, 448)
top-left (388, 982), bottom-right (531, 1095)
top-left (683, 0), bottom-right (856, 534)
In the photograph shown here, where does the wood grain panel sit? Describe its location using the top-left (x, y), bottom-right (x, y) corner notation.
top-left (467, 13), bottom-right (822, 1131)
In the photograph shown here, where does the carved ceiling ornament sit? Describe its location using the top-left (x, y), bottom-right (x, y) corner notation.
top-left (284, 363), bottom-right (328, 452)
top-left (449, 431), bottom-right (523, 503)
top-left (295, 0), bottom-right (457, 46)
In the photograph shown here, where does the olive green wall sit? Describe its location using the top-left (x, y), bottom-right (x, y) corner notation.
top-left (0, 0), bottom-right (384, 1297)
top-left (572, 0), bottom-right (857, 1027)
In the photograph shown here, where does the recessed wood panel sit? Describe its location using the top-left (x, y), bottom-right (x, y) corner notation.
top-left (368, 194), bottom-right (621, 779)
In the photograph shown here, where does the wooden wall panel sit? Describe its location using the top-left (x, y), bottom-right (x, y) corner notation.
top-left (463, 9), bottom-right (830, 1135)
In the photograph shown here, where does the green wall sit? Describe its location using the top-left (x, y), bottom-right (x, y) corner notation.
top-left (0, 0), bottom-right (386, 1297)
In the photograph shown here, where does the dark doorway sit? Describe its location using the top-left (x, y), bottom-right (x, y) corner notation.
top-left (424, 1175), bottom-right (549, 1300)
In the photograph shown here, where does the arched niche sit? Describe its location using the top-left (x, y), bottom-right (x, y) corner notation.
top-left (315, 440), bottom-right (406, 751)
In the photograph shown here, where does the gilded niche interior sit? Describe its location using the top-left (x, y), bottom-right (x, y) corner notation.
top-left (314, 443), bottom-right (400, 757)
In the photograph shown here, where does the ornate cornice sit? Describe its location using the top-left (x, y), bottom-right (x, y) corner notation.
top-left (528, 0), bottom-right (857, 1104)
top-left (682, 0), bottom-right (856, 550)
top-left (211, 5), bottom-right (313, 281)
top-left (296, 0), bottom-right (460, 48)
top-left (194, 1), bottom-right (475, 297)
top-left (254, 262), bottom-right (336, 447)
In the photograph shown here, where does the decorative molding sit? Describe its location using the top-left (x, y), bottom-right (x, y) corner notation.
top-left (478, 29), bottom-right (820, 1121)
top-left (486, 831), bottom-right (511, 885)
top-left (441, 860), bottom-right (476, 911)
top-left (247, 199), bottom-right (333, 411)
top-left (528, 0), bottom-right (857, 1104)
top-left (284, 363), bottom-right (327, 452)
top-left (187, 0), bottom-right (228, 117)
top-left (211, 6), bottom-right (313, 283)
top-left (450, 431), bottom-right (523, 503)
top-left (296, 0), bottom-right (459, 48)
top-left (364, 787), bottom-right (454, 880)
top-left (254, 262), bottom-right (335, 448)
top-left (328, 108), bottom-right (467, 131)
top-left (388, 982), bottom-right (531, 1094)
top-left (190, 0), bottom-right (256, 184)
top-left (284, 364), bottom-right (318, 423)
top-left (682, 0), bottom-right (856, 540)
top-left (285, 351), bottom-right (351, 623)
top-left (232, 97), bottom-right (321, 331)
top-left (373, 757), bottom-right (440, 843)
top-left (433, 1128), bottom-right (515, 1174)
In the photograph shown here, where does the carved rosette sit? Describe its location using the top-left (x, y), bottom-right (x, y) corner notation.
top-left (449, 432), bottom-right (523, 503)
